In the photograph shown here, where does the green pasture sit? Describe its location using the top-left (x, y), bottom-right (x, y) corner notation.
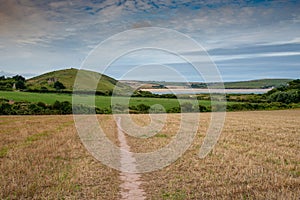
top-left (0, 91), bottom-right (213, 110)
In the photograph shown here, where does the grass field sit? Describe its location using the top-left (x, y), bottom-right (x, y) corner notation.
top-left (0, 91), bottom-right (213, 110)
top-left (0, 110), bottom-right (299, 199)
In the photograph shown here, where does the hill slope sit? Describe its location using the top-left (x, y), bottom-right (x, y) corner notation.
top-left (26, 68), bottom-right (131, 95)
top-left (122, 79), bottom-right (292, 89)
top-left (221, 79), bottom-right (292, 89)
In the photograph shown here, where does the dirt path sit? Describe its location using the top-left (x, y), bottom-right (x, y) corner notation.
top-left (117, 117), bottom-right (146, 200)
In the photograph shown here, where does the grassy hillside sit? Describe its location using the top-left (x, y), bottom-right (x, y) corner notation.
top-left (26, 68), bottom-right (131, 94)
top-left (123, 79), bottom-right (293, 89)
top-left (222, 79), bottom-right (292, 89)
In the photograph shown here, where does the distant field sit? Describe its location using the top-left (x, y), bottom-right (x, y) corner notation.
top-left (0, 110), bottom-right (299, 199)
top-left (142, 88), bottom-right (272, 95)
top-left (123, 78), bottom-right (292, 89)
top-left (0, 91), bottom-right (213, 110)
top-left (222, 78), bottom-right (292, 89)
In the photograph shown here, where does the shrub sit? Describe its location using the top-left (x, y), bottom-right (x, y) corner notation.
top-left (167, 107), bottom-right (180, 113)
top-left (268, 90), bottom-right (300, 104)
top-left (136, 104), bottom-right (150, 113)
top-left (54, 81), bottom-right (66, 90)
top-left (198, 104), bottom-right (209, 112)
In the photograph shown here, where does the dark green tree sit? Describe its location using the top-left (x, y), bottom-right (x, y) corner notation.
top-left (12, 75), bottom-right (25, 82)
top-left (54, 81), bottom-right (66, 90)
top-left (15, 80), bottom-right (26, 89)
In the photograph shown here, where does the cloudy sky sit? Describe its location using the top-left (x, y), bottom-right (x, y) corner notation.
top-left (0, 0), bottom-right (299, 81)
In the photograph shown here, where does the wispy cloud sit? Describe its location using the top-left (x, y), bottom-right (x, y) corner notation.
top-left (212, 52), bottom-right (300, 62)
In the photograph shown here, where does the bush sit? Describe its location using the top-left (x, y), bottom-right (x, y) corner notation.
top-left (37, 102), bottom-right (47, 108)
top-left (136, 104), bottom-right (150, 113)
top-left (40, 87), bottom-right (48, 92)
top-left (0, 103), bottom-right (13, 115)
top-left (167, 107), bottom-right (180, 113)
top-left (268, 90), bottom-right (300, 104)
top-left (73, 104), bottom-right (95, 114)
top-left (0, 100), bottom-right (112, 115)
top-left (199, 104), bottom-right (209, 112)
top-left (54, 81), bottom-right (66, 90)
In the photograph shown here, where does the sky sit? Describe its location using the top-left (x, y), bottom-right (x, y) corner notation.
top-left (0, 0), bottom-right (300, 81)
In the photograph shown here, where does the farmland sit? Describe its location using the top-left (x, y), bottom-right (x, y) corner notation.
top-left (122, 78), bottom-right (292, 89)
top-left (0, 109), bottom-right (299, 199)
top-left (0, 91), bottom-right (211, 110)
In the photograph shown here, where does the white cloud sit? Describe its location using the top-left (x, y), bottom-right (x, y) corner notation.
top-left (258, 37), bottom-right (300, 46)
top-left (212, 52), bottom-right (300, 62)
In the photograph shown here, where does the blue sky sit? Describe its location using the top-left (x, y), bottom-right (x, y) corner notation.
top-left (0, 0), bottom-right (299, 81)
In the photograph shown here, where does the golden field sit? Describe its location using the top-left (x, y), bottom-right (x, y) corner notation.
top-left (0, 110), bottom-right (299, 199)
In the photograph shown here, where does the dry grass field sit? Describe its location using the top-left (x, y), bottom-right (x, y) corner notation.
top-left (0, 110), bottom-right (299, 199)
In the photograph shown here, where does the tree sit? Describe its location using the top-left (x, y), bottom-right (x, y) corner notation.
top-left (15, 80), bottom-right (26, 89)
top-left (12, 75), bottom-right (25, 82)
top-left (54, 81), bottom-right (66, 90)
top-left (60, 101), bottom-right (72, 114)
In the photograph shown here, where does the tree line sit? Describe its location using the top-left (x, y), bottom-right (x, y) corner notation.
top-left (0, 75), bottom-right (66, 91)
top-left (0, 75), bottom-right (26, 90)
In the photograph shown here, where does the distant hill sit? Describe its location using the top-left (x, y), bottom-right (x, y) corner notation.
top-left (26, 68), bottom-right (131, 95)
top-left (221, 79), bottom-right (292, 89)
top-left (121, 79), bottom-right (293, 89)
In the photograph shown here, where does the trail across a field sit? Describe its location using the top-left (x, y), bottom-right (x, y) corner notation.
top-left (0, 110), bottom-right (299, 199)
top-left (117, 117), bottom-right (146, 200)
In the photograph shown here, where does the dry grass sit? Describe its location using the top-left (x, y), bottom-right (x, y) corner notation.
top-left (0, 109), bottom-right (299, 199)
top-left (0, 115), bottom-right (120, 199)
top-left (135, 110), bottom-right (300, 199)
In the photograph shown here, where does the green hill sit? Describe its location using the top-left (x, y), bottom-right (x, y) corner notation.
top-left (26, 68), bottom-right (131, 95)
top-left (126, 79), bottom-right (293, 89)
top-left (222, 79), bottom-right (292, 89)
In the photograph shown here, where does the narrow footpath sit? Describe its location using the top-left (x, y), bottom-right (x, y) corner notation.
top-left (117, 117), bottom-right (146, 200)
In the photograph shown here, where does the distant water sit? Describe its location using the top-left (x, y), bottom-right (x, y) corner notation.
top-left (142, 88), bottom-right (272, 95)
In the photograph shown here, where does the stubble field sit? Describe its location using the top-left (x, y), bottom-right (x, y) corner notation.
top-left (0, 109), bottom-right (299, 199)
